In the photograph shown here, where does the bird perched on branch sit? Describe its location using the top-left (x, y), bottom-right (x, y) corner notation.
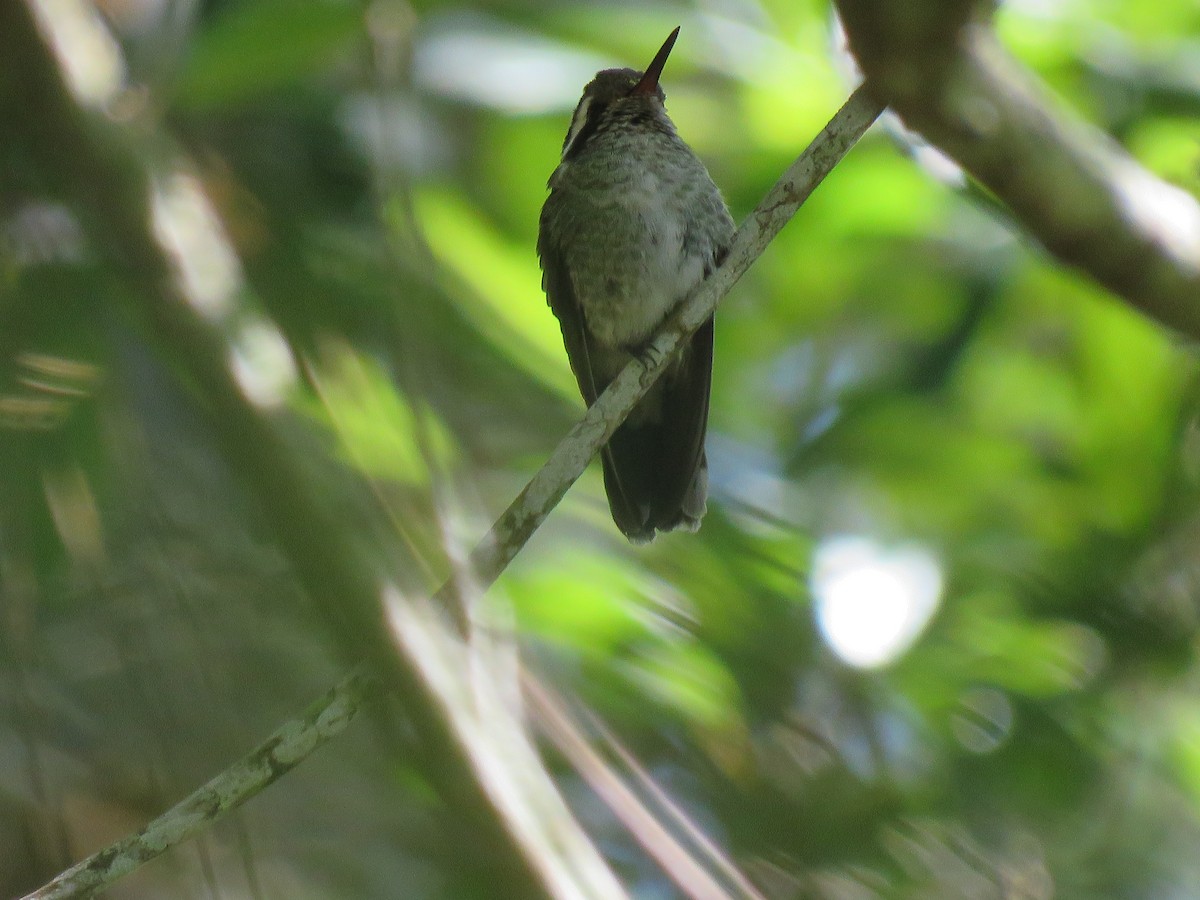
top-left (538, 27), bottom-right (734, 542)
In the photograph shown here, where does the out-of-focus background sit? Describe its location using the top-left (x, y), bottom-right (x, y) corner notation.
top-left (4, 0), bottom-right (1200, 897)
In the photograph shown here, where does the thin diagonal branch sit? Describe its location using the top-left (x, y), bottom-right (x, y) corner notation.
top-left (453, 86), bottom-right (885, 605)
top-left (15, 74), bottom-right (880, 896)
top-left (21, 673), bottom-right (373, 900)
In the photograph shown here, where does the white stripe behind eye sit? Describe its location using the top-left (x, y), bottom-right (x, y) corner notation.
top-left (561, 95), bottom-right (593, 160)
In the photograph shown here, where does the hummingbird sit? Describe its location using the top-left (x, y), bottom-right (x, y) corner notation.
top-left (538, 27), bottom-right (735, 542)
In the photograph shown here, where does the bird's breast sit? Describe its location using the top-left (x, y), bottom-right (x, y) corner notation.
top-left (565, 172), bottom-right (709, 349)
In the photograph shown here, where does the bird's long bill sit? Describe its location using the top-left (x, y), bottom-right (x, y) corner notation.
top-left (631, 26), bottom-right (680, 95)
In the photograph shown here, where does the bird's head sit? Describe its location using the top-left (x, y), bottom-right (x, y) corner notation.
top-left (559, 27), bottom-right (681, 161)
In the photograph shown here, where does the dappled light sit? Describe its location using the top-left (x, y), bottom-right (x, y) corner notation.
top-left (4, 0), bottom-right (1200, 897)
top-left (151, 171), bottom-right (242, 320)
top-left (29, 0), bottom-right (122, 106)
top-left (812, 536), bottom-right (943, 669)
top-left (1111, 157), bottom-right (1200, 274)
top-left (230, 317), bottom-right (298, 408)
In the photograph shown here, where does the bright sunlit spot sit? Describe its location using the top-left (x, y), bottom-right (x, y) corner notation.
top-left (231, 318), bottom-right (298, 408)
top-left (30, 0), bottom-right (124, 107)
top-left (1112, 157), bottom-right (1200, 274)
top-left (811, 536), bottom-right (943, 669)
top-left (151, 171), bottom-right (242, 320)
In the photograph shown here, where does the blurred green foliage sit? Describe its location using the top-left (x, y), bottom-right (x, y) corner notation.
top-left (4, 0), bottom-right (1200, 897)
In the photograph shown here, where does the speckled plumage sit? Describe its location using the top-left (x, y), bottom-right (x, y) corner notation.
top-left (538, 43), bottom-right (735, 542)
top-left (541, 69), bottom-right (732, 347)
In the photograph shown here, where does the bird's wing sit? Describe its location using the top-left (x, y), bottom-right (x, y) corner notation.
top-left (537, 219), bottom-right (651, 538)
top-left (643, 218), bottom-right (730, 531)
top-left (649, 313), bottom-right (713, 531)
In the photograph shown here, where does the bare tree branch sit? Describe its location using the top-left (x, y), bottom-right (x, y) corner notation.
top-left (835, 0), bottom-right (1200, 338)
top-left (453, 86), bottom-right (885, 608)
top-left (20, 673), bottom-right (372, 900)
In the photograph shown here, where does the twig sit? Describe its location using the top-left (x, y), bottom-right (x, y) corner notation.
top-left (526, 675), bottom-right (767, 900)
top-left (22, 673), bottom-right (373, 900)
top-left (452, 85), bottom-right (885, 605)
top-left (524, 676), bottom-right (735, 900)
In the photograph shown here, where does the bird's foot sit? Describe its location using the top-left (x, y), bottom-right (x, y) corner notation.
top-left (635, 336), bottom-right (672, 373)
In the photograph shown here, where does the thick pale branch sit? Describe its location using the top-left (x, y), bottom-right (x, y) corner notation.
top-left (836, 0), bottom-right (1200, 338)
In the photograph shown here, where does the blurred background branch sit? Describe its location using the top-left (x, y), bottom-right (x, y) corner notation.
top-left (24, 672), bottom-right (373, 900)
top-left (11, 15), bottom-right (878, 887)
top-left (837, 0), bottom-right (1200, 338)
top-left (0, 2), bottom-right (616, 897)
